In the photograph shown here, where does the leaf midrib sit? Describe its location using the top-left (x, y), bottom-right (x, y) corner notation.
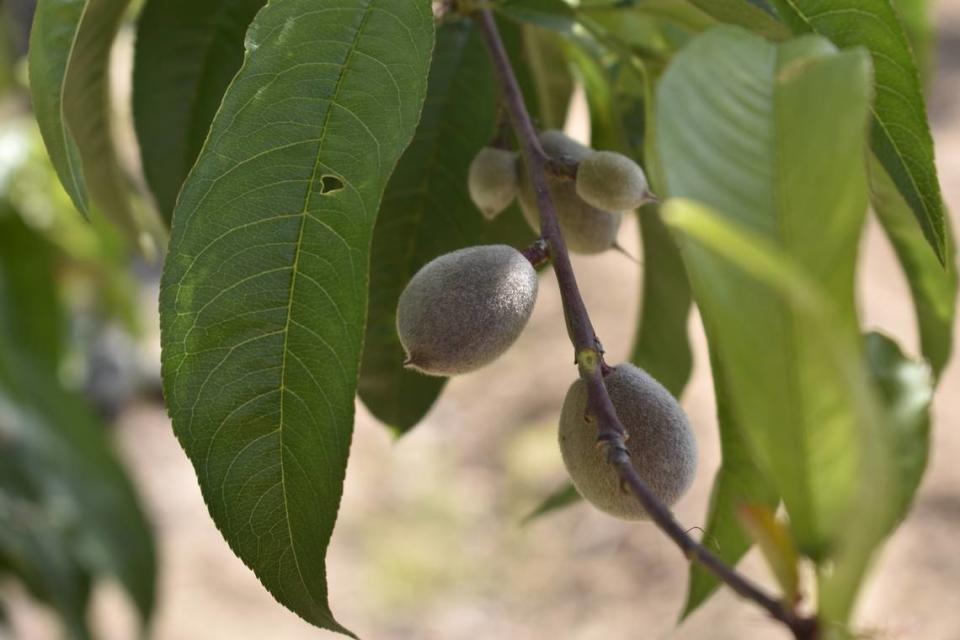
top-left (276, 0), bottom-right (375, 607)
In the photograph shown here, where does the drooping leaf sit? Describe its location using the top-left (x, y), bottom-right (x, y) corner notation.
top-left (658, 26), bottom-right (876, 554)
top-left (30, 0), bottom-right (154, 242)
top-left (521, 482), bottom-right (580, 525)
top-left (358, 19), bottom-right (534, 434)
top-left (159, 2), bottom-right (434, 634)
top-left (768, 0), bottom-right (946, 262)
top-left (133, 0), bottom-right (267, 223)
top-left (662, 199), bottom-right (896, 625)
top-left (869, 156), bottom-right (957, 378)
top-left (681, 350), bottom-right (778, 620)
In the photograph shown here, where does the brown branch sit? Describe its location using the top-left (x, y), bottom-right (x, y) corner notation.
top-left (473, 9), bottom-right (818, 640)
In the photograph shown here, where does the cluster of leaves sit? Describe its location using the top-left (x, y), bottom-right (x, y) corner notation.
top-left (18, 0), bottom-right (957, 638)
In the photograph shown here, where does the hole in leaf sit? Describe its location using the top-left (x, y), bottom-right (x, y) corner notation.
top-left (320, 175), bottom-right (344, 195)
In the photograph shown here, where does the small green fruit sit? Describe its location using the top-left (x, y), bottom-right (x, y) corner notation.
top-left (558, 364), bottom-right (697, 520)
top-left (397, 245), bottom-right (538, 377)
top-left (518, 130), bottom-right (621, 254)
top-left (468, 147), bottom-right (518, 219)
top-left (576, 151), bottom-right (652, 212)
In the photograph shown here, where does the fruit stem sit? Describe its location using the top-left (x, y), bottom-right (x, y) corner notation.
top-left (474, 9), bottom-right (817, 640)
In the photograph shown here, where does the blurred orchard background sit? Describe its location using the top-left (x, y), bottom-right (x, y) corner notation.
top-left (1, 0), bottom-right (959, 639)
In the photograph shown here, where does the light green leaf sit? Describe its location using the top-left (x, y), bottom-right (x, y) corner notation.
top-left (496, 0), bottom-right (575, 32)
top-left (658, 25), bottom-right (876, 554)
top-left (768, 0), bottom-right (946, 262)
top-left (662, 200), bottom-right (896, 625)
top-left (133, 0), bottom-right (267, 223)
top-left (359, 20), bottom-right (534, 434)
top-left (159, 2), bottom-right (434, 634)
top-left (30, 0), bottom-right (153, 242)
top-left (869, 156), bottom-right (957, 378)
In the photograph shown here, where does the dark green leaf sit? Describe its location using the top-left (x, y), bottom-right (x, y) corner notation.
top-left (30, 0), bottom-right (153, 242)
top-left (521, 482), bottom-right (580, 525)
top-left (768, 0), bottom-right (946, 262)
top-left (359, 20), bottom-right (533, 434)
top-left (869, 156), bottom-right (957, 378)
top-left (687, 0), bottom-right (789, 39)
top-left (159, 2), bottom-right (434, 634)
top-left (659, 27), bottom-right (899, 621)
top-left (865, 332), bottom-right (932, 522)
top-left (133, 0), bottom-right (267, 223)
top-left (0, 210), bottom-right (64, 371)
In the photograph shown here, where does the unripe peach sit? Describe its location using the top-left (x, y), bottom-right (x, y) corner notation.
top-left (517, 130), bottom-right (621, 254)
top-left (468, 147), bottom-right (518, 219)
top-left (558, 364), bottom-right (697, 520)
top-left (397, 245), bottom-right (538, 377)
top-left (576, 151), bottom-right (652, 212)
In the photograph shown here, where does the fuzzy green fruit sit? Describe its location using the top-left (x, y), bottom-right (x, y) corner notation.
top-left (558, 363), bottom-right (697, 520)
top-left (468, 147), bottom-right (518, 219)
top-left (397, 245), bottom-right (538, 377)
top-left (576, 151), bottom-right (652, 211)
top-left (518, 130), bottom-right (621, 254)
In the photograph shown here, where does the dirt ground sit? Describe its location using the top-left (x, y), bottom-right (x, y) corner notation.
top-left (6, 5), bottom-right (960, 640)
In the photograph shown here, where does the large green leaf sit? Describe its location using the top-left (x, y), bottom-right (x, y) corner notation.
top-left (133, 0), bottom-right (267, 223)
top-left (662, 200), bottom-right (895, 625)
top-left (358, 20), bottom-right (533, 434)
top-left (658, 26), bottom-right (876, 555)
top-left (30, 0), bottom-right (149, 240)
top-left (768, 0), bottom-right (946, 262)
top-left (870, 156), bottom-right (957, 378)
top-left (159, 2), bottom-right (434, 634)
